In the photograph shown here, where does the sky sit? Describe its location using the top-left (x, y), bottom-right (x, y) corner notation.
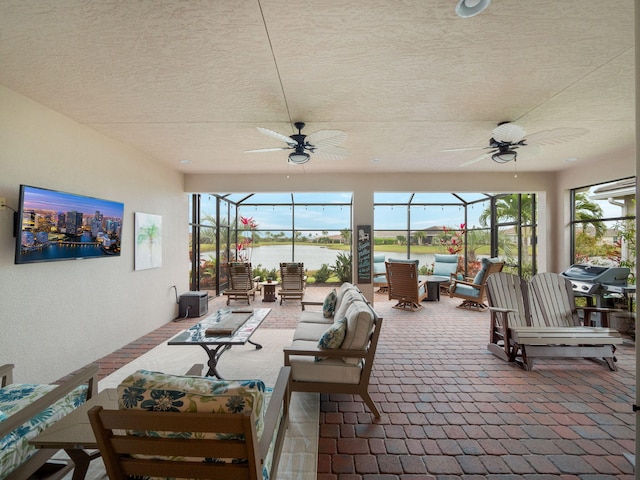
top-left (22, 185), bottom-right (125, 219)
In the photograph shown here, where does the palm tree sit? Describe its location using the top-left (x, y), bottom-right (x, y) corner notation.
top-left (414, 230), bottom-right (425, 246)
top-left (573, 192), bottom-right (606, 238)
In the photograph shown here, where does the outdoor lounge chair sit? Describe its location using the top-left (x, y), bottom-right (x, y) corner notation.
top-left (88, 366), bottom-right (291, 480)
top-left (373, 253), bottom-right (388, 292)
top-left (278, 262), bottom-right (306, 304)
top-left (486, 271), bottom-right (623, 370)
top-left (385, 259), bottom-right (428, 311)
top-left (222, 262), bottom-right (260, 305)
top-left (448, 257), bottom-right (504, 310)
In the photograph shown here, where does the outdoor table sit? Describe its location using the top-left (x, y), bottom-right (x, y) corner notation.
top-left (168, 308), bottom-right (271, 378)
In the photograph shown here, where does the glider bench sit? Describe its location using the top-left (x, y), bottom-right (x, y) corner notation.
top-left (285, 282), bottom-right (383, 418)
top-left (0, 363), bottom-right (99, 480)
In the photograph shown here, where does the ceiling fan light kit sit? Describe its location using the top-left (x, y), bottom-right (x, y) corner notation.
top-left (445, 122), bottom-right (588, 167)
top-left (492, 150), bottom-right (517, 163)
top-left (456, 0), bottom-right (492, 18)
top-left (246, 121), bottom-right (349, 165)
top-left (288, 150), bottom-right (311, 165)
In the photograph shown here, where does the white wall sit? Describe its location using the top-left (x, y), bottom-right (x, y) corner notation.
top-left (0, 86), bottom-right (189, 383)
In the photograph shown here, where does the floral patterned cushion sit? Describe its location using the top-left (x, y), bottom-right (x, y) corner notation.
top-left (116, 369), bottom-right (275, 479)
top-left (0, 383), bottom-right (88, 480)
top-left (316, 317), bottom-right (347, 362)
top-left (322, 289), bottom-right (338, 317)
top-left (318, 317), bottom-right (347, 350)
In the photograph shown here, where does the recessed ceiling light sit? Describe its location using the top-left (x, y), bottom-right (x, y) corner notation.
top-left (564, 157), bottom-right (578, 163)
top-left (370, 158), bottom-right (380, 163)
top-left (179, 159), bottom-right (192, 164)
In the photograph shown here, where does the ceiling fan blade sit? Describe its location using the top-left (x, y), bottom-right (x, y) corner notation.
top-left (314, 146), bottom-right (351, 160)
top-left (245, 147), bottom-right (290, 153)
top-left (442, 146), bottom-right (486, 152)
top-left (525, 127), bottom-right (589, 146)
top-left (492, 123), bottom-right (526, 143)
top-left (460, 152), bottom-right (492, 167)
top-left (515, 145), bottom-right (541, 162)
top-left (306, 129), bottom-right (347, 148)
top-left (256, 127), bottom-right (297, 146)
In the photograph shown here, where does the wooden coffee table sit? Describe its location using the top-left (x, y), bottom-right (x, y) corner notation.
top-left (168, 307), bottom-right (271, 378)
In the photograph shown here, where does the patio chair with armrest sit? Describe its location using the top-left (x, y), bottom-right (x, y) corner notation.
top-left (222, 262), bottom-right (261, 305)
top-left (88, 366), bottom-right (291, 480)
top-left (385, 259), bottom-right (428, 311)
top-left (448, 257), bottom-right (504, 310)
top-left (372, 253), bottom-right (388, 292)
top-left (278, 262), bottom-right (306, 304)
top-left (430, 254), bottom-right (461, 293)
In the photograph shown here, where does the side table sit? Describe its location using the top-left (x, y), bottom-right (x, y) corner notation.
top-left (260, 281), bottom-right (279, 302)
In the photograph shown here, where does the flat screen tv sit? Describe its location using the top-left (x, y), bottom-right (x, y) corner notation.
top-left (15, 185), bottom-right (124, 264)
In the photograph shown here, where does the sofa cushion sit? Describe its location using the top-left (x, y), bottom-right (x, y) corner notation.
top-left (342, 301), bottom-right (376, 365)
top-left (388, 258), bottom-right (419, 268)
top-left (288, 340), bottom-right (363, 384)
top-left (432, 254), bottom-right (458, 276)
top-left (0, 383), bottom-right (88, 480)
top-left (334, 288), bottom-right (362, 321)
top-left (299, 310), bottom-right (333, 324)
top-left (294, 321), bottom-right (334, 341)
top-left (322, 288), bottom-right (338, 318)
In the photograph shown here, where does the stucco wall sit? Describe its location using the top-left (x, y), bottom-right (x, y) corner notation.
top-left (0, 86), bottom-right (189, 383)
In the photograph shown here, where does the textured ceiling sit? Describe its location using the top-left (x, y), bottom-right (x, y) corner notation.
top-left (0, 0), bottom-right (635, 175)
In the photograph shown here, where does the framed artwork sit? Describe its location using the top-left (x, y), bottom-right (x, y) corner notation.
top-left (135, 212), bottom-right (162, 270)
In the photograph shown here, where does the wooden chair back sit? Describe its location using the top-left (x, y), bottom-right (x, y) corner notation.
top-left (89, 408), bottom-right (263, 480)
top-left (529, 272), bottom-right (580, 327)
top-left (385, 260), bottom-right (428, 310)
top-left (229, 262), bottom-right (257, 291)
top-left (485, 272), bottom-right (531, 328)
top-left (280, 262), bottom-right (305, 291)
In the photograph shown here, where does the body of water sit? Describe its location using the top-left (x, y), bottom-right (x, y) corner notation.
top-left (202, 245), bottom-right (440, 271)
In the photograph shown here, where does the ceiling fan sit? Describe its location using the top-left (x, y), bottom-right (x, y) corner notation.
top-left (445, 122), bottom-right (589, 167)
top-left (245, 122), bottom-right (350, 165)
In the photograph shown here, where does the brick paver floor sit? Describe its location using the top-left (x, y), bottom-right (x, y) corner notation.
top-left (89, 284), bottom-right (636, 479)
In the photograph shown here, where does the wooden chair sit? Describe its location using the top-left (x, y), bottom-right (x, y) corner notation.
top-left (88, 366), bottom-right (291, 480)
top-left (385, 260), bottom-right (428, 311)
top-left (448, 258), bottom-right (504, 310)
top-left (222, 262), bottom-right (260, 305)
top-left (486, 272), bottom-right (623, 371)
top-left (278, 262), bottom-right (306, 304)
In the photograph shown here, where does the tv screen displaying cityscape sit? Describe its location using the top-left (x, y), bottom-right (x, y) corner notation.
top-left (15, 185), bottom-right (124, 264)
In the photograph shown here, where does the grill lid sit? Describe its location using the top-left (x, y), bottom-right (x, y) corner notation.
top-left (561, 264), bottom-right (630, 286)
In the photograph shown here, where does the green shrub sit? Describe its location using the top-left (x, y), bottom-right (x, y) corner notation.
top-left (331, 253), bottom-right (352, 282)
top-left (314, 263), bottom-right (332, 283)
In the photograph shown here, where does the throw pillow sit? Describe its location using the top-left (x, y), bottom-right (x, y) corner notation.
top-left (318, 317), bottom-right (347, 349)
top-left (316, 317), bottom-right (347, 361)
top-left (323, 288), bottom-right (338, 318)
